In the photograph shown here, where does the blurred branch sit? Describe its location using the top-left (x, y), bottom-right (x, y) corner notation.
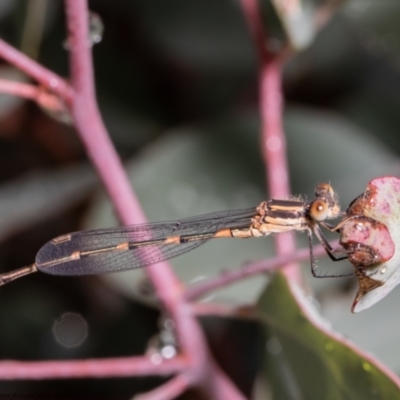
top-left (240, 0), bottom-right (300, 283)
top-left (0, 79), bottom-right (38, 99)
top-left (186, 241), bottom-right (333, 301)
top-left (64, 2), bottom-right (244, 399)
top-left (0, 356), bottom-right (185, 380)
top-left (0, 79), bottom-right (69, 116)
top-left (0, 38), bottom-right (72, 101)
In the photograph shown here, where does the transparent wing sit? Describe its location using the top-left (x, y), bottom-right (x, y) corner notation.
top-left (35, 207), bottom-right (256, 276)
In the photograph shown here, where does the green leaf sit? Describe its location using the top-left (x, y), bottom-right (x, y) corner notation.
top-left (257, 273), bottom-right (400, 400)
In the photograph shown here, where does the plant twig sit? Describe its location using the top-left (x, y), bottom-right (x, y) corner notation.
top-left (63, 1), bottom-right (243, 398)
top-left (0, 79), bottom-right (69, 115)
top-left (0, 356), bottom-right (185, 380)
top-left (186, 242), bottom-right (333, 301)
top-left (240, 0), bottom-right (300, 283)
top-left (0, 38), bottom-right (72, 101)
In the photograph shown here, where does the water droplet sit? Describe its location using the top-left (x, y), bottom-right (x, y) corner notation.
top-left (324, 342), bottom-right (334, 352)
top-left (380, 266), bottom-right (387, 274)
top-left (160, 344), bottom-right (177, 359)
top-left (146, 316), bottom-right (178, 362)
top-left (266, 337), bottom-right (282, 355)
top-left (49, 78), bottom-right (59, 88)
top-left (150, 353), bottom-right (163, 365)
top-left (362, 361), bottom-right (372, 372)
top-left (63, 12), bottom-right (104, 50)
top-left (89, 12), bottom-right (104, 45)
top-left (163, 318), bottom-right (175, 331)
top-left (52, 312), bottom-right (88, 348)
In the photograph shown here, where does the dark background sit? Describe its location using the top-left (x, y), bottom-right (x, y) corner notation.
top-left (0, 1), bottom-right (399, 398)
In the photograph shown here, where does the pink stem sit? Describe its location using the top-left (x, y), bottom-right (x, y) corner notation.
top-left (63, 2), bottom-right (242, 398)
top-left (260, 60), bottom-right (300, 282)
top-left (186, 242), bottom-right (331, 301)
top-left (241, 0), bottom-right (300, 283)
top-left (0, 38), bottom-right (72, 101)
top-left (0, 356), bottom-right (184, 380)
top-left (0, 79), bottom-right (68, 114)
top-left (65, 1), bottom-right (146, 226)
top-left (0, 79), bottom-right (38, 99)
top-left (64, 0), bottom-right (185, 313)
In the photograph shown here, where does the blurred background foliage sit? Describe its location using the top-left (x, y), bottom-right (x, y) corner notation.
top-left (0, 0), bottom-right (399, 398)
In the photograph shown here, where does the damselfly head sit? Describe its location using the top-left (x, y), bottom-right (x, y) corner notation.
top-left (313, 183), bottom-right (340, 219)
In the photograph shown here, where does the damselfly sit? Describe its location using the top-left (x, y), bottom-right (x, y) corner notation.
top-left (0, 183), bottom-right (345, 286)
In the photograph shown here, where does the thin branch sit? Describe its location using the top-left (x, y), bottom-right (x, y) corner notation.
top-left (64, 0), bottom-right (146, 226)
top-left (0, 356), bottom-right (185, 380)
top-left (0, 79), bottom-right (38, 99)
top-left (0, 79), bottom-right (69, 115)
top-left (62, 2), bottom-right (241, 398)
top-left (185, 242), bottom-right (334, 301)
top-left (241, 0), bottom-right (300, 283)
top-left (63, 0), bottom-right (185, 312)
top-left (0, 38), bottom-right (72, 101)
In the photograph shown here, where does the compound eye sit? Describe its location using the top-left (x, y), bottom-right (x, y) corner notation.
top-left (315, 183), bottom-right (333, 198)
top-left (310, 200), bottom-right (329, 222)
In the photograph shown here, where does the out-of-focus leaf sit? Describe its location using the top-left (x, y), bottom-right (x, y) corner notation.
top-left (262, 0), bottom-right (344, 51)
top-left (268, 0), bottom-right (317, 49)
top-left (0, 164), bottom-right (97, 241)
top-left (322, 277), bottom-right (400, 374)
top-left (344, 1), bottom-right (400, 61)
top-left (258, 273), bottom-right (400, 399)
top-left (285, 105), bottom-right (399, 205)
top-left (131, 0), bottom-right (254, 71)
top-left (0, 0), bottom-right (15, 21)
top-left (98, 94), bottom-right (161, 151)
